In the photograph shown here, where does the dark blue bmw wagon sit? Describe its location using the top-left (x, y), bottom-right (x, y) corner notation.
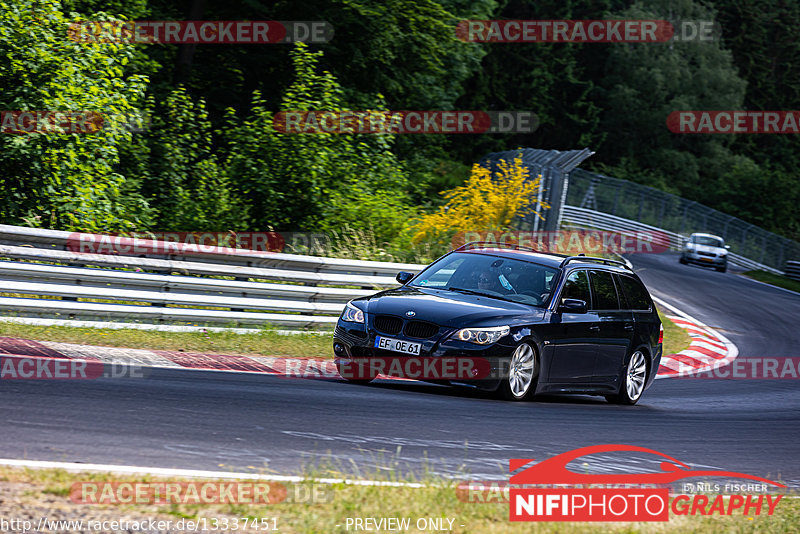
top-left (333, 242), bottom-right (662, 404)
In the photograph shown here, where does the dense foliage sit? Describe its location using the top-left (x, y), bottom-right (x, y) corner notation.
top-left (412, 156), bottom-right (548, 247)
top-left (2, 0), bottom-right (798, 249)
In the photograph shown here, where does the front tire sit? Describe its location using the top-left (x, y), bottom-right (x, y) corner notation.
top-left (497, 342), bottom-right (539, 401)
top-left (606, 350), bottom-right (648, 405)
top-left (336, 359), bottom-right (376, 384)
top-left (679, 255), bottom-right (688, 265)
top-left (716, 265), bottom-right (727, 273)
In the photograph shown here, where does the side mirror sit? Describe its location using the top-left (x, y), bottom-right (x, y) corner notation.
top-left (558, 298), bottom-right (587, 313)
top-left (396, 271), bottom-right (413, 285)
top-left (724, 245), bottom-right (730, 250)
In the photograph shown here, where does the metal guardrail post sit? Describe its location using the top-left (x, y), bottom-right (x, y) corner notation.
top-left (544, 167), bottom-right (563, 232)
top-left (481, 148), bottom-right (595, 234)
top-left (612, 182), bottom-right (622, 215)
top-left (785, 261), bottom-right (800, 281)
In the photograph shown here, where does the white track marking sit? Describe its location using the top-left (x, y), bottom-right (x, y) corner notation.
top-left (652, 296), bottom-right (739, 379)
top-left (0, 458), bottom-right (426, 488)
top-left (40, 341), bottom-right (182, 368)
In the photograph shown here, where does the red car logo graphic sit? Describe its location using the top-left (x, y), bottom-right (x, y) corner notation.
top-left (510, 444), bottom-right (785, 487)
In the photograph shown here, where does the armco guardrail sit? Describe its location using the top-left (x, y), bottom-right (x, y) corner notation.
top-left (567, 168), bottom-right (800, 272)
top-left (0, 218), bottom-right (790, 332)
top-left (0, 225), bottom-right (422, 276)
top-left (0, 226), bottom-right (425, 330)
top-left (561, 206), bottom-right (784, 274)
top-left (786, 261), bottom-right (800, 282)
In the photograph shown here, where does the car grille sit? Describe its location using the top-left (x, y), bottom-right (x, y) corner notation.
top-left (698, 251), bottom-right (716, 257)
top-left (403, 320), bottom-right (439, 339)
top-left (373, 315), bottom-right (403, 335)
top-left (335, 325), bottom-right (367, 343)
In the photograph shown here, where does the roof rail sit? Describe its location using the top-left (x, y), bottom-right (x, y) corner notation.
top-left (559, 255), bottom-right (632, 270)
top-left (454, 241), bottom-right (562, 255)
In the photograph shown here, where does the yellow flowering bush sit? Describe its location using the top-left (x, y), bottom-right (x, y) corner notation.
top-left (411, 156), bottom-right (549, 245)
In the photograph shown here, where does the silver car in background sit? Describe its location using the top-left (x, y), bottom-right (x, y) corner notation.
top-left (679, 233), bottom-right (730, 272)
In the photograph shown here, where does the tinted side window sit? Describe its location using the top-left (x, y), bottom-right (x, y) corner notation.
top-left (617, 275), bottom-right (652, 311)
top-left (589, 270), bottom-right (621, 310)
top-left (561, 270), bottom-right (591, 304)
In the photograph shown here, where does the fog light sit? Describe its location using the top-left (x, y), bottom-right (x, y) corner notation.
top-left (333, 343), bottom-right (346, 356)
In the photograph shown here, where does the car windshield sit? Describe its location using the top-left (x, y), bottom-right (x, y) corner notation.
top-left (408, 252), bottom-right (559, 307)
top-left (692, 236), bottom-right (724, 247)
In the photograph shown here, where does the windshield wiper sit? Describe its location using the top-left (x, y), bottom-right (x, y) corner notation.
top-left (446, 286), bottom-right (485, 296)
top-left (446, 287), bottom-right (515, 302)
top-left (446, 286), bottom-right (544, 307)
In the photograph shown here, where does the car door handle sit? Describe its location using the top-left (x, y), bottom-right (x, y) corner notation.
top-left (624, 324), bottom-right (635, 332)
top-left (589, 325), bottom-right (601, 332)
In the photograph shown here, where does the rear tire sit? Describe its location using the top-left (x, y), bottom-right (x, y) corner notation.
top-left (497, 342), bottom-right (539, 401)
top-left (606, 350), bottom-right (648, 405)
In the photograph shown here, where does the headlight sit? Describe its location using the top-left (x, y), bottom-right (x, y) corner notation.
top-left (454, 326), bottom-right (510, 345)
top-left (341, 302), bottom-right (365, 323)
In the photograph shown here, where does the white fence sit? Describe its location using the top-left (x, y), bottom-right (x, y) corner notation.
top-left (0, 226), bottom-right (424, 331)
top-left (786, 261), bottom-right (800, 282)
top-left (0, 210), bottom-right (788, 332)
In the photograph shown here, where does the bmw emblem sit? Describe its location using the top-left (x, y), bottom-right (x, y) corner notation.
top-left (406, 310), bottom-right (416, 318)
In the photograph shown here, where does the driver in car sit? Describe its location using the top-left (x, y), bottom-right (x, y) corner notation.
top-left (477, 271), bottom-right (500, 292)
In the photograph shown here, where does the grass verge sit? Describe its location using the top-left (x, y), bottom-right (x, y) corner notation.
top-left (0, 308), bottom-right (691, 362)
top-left (742, 270), bottom-right (800, 294)
top-left (0, 322), bottom-right (334, 359)
top-left (0, 466), bottom-right (796, 533)
top-left (658, 309), bottom-right (692, 356)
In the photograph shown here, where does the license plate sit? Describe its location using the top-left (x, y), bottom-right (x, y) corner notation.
top-left (700, 257), bottom-right (714, 262)
top-left (374, 336), bottom-right (421, 355)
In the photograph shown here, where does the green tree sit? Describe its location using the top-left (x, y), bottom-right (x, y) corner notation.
top-left (591, 0), bottom-right (747, 199)
top-left (142, 88), bottom-right (248, 231)
top-left (0, 0), bottom-right (149, 231)
top-left (452, 0), bottom-right (607, 163)
top-left (223, 43), bottom-right (413, 241)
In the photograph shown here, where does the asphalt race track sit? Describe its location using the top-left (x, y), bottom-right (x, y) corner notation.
top-left (1, 252), bottom-right (799, 487)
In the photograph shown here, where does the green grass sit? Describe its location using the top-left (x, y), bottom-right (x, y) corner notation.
top-left (659, 309), bottom-right (692, 356)
top-left (0, 307), bottom-right (690, 364)
top-left (0, 466), bottom-right (797, 534)
top-left (742, 270), bottom-right (800, 294)
top-left (0, 322), bottom-right (334, 359)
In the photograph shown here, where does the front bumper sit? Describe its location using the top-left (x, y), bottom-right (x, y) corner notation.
top-left (683, 250), bottom-right (727, 266)
top-left (333, 322), bottom-right (512, 390)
